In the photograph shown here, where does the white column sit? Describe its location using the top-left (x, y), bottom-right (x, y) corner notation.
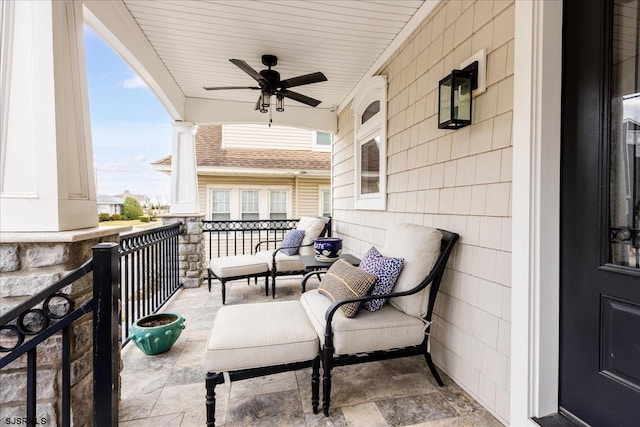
top-left (511, 0), bottom-right (563, 424)
top-left (169, 122), bottom-right (200, 214)
top-left (0, 0), bottom-right (97, 232)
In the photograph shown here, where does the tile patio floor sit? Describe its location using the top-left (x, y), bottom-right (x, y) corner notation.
top-left (119, 277), bottom-right (503, 426)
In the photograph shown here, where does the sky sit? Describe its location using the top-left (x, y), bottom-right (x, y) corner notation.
top-left (84, 26), bottom-right (171, 205)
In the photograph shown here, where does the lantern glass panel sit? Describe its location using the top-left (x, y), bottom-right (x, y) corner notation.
top-left (438, 75), bottom-right (453, 126)
top-left (454, 75), bottom-right (472, 121)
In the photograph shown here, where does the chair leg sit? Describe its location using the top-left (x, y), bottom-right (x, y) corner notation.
top-left (205, 372), bottom-right (221, 426)
top-left (264, 273), bottom-right (269, 296)
top-left (321, 348), bottom-right (333, 416)
top-left (271, 272), bottom-right (277, 298)
top-left (311, 356), bottom-right (320, 414)
top-left (424, 352), bottom-right (444, 386)
top-left (207, 269), bottom-right (212, 292)
top-left (221, 279), bottom-right (227, 305)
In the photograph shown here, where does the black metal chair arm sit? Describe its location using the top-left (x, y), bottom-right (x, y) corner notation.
top-left (323, 280), bottom-right (435, 337)
top-left (301, 270), bottom-right (328, 292)
top-left (254, 240), bottom-right (283, 253)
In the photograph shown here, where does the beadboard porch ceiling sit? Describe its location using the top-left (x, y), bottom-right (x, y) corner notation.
top-left (83, 0), bottom-right (439, 131)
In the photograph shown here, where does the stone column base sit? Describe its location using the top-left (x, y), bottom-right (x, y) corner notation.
top-left (160, 214), bottom-right (205, 288)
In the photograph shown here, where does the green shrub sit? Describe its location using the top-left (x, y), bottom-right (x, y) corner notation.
top-left (139, 216), bottom-right (150, 223)
top-left (110, 213), bottom-right (122, 221)
top-left (99, 213), bottom-right (111, 222)
top-left (122, 197), bottom-right (143, 220)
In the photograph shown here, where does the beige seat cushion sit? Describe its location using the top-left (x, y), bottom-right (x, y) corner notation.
top-left (296, 217), bottom-right (327, 256)
top-left (205, 301), bottom-right (319, 372)
top-left (382, 224), bottom-right (442, 318)
top-left (300, 290), bottom-right (425, 355)
top-left (255, 250), bottom-right (305, 272)
top-left (210, 255), bottom-right (269, 278)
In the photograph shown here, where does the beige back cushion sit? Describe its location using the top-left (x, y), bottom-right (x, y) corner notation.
top-left (381, 224), bottom-right (442, 318)
top-left (296, 216), bottom-right (327, 255)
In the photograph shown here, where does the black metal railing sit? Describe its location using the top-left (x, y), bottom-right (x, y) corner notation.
top-left (202, 219), bottom-right (300, 259)
top-left (119, 222), bottom-right (182, 345)
top-left (0, 243), bottom-right (120, 426)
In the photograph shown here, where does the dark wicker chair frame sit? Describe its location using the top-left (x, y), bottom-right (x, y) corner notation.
top-left (254, 216), bottom-right (332, 297)
top-left (301, 228), bottom-right (459, 416)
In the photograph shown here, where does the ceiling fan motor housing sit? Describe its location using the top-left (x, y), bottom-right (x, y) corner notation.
top-left (259, 69), bottom-right (281, 89)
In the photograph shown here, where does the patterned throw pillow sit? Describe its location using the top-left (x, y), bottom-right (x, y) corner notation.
top-left (279, 229), bottom-right (306, 256)
top-left (359, 246), bottom-right (404, 312)
top-left (318, 260), bottom-right (377, 318)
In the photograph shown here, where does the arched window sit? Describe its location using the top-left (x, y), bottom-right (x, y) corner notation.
top-left (353, 76), bottom-right (387, 210)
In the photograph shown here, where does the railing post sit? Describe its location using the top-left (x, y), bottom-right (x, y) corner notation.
top-left (92, 243), bottom-right (120, 426)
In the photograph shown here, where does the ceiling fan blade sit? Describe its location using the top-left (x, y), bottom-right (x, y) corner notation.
top-left (229, 59), bottom-right (265, 83)
top-left (280, 72), bottom-right (327, 89)
top-left (282, 89), bottom-right (321, 107)
top-left (203, 86), bottom-right (260, 90)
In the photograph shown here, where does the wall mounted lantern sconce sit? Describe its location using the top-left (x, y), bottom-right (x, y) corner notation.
top-left (438, 49), bottom-right (487, 130)
top-left (438, 61), bottom-right (478, 130)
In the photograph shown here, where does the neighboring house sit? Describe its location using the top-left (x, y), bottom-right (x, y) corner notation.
top-left (151, 124), bottom-right (332, 221)
top-left (96, 194), bottom-right (124, 215)
top-left (112, 190), bottom-right (151, 209)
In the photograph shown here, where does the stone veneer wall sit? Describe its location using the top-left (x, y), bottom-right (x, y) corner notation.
top-left (161, 214), bottom-right (205, 288)
top-left (332, 0), bottom-right (513, 423)
top-left (0, 229), bottom-right (126, 426)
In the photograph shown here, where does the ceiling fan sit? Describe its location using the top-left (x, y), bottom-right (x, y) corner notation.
top-left (203, 55), bottom-right (327, 113)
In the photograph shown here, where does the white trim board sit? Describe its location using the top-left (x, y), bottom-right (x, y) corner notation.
top-left (511, 0), bottom-right (563, 424)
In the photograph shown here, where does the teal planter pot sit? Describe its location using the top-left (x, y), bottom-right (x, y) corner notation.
top-left (129, 313), bottom-right (185, 355)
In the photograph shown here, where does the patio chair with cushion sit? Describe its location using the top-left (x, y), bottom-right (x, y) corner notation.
top-left (299, 224), bottom-right (459, 416)
top-left (255, 216), bottom-right (331, 297)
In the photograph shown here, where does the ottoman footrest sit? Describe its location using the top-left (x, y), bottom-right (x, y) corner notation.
top-left (207, 254), bottom-right (270, 304)
top-left (204, 301), bottom-right (321, 426)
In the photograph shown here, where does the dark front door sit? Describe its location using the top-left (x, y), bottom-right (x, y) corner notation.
top-left (561, 0), bottom-right (640, 425)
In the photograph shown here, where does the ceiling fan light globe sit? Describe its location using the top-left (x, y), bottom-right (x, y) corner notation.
top-left (261, 92), bottom-right (271, 108)
top-left (276, 95), bottom-right (284, 112)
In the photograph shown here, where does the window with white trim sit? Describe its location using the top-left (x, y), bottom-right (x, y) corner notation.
top-left (313, 131), bottom-right (333, 151)
top-left (208, 186), bottom-right (291, 220)
top-left (211, 190), bottom-right (231, 221)
top-left (353, 76), bottom-right (387, 210)
top-left (269, 190), bottom-right (288, 219)
top-left (241, 190), bottom-right (260, 220)
top-left (319, 186), bottom-right (331, 217)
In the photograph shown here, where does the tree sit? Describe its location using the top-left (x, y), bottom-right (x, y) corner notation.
top-left (122, 196), bottom-right (144, 220)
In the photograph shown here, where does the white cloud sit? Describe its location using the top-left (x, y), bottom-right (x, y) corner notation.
top-left (94, 162), bottom-right (138, 173)
top-left (92, 122), bottom-right (171, 199)
top-left (121, 74), bottom-right (147, 89)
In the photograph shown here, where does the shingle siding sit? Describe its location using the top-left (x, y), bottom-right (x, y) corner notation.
top-left (332, 1), bottom-right (514, 424)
